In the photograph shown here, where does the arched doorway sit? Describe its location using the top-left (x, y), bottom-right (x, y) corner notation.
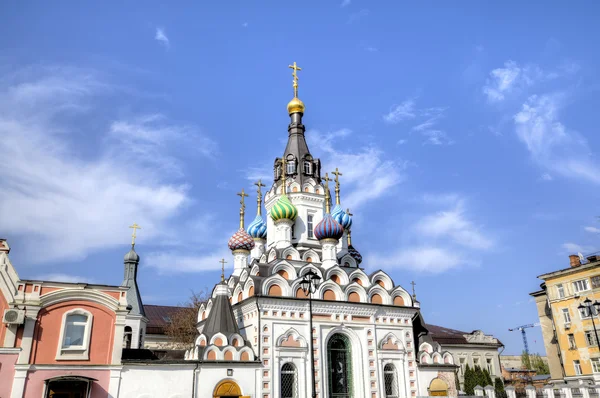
top-left (429, 378), bottom-right (449, 396)
top-left (327, 333), bottom-right (353, 398)
top-left (45, 376), bottom-right (92, 398)
top-left (213, 379), bottom-right (249, 398)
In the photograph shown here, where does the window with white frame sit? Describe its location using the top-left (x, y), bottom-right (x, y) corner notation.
top-left (573, 279), bottom-right (590, 294)
top-left (556, 284), bottom-right (565, 299)
top-left (57, 309), bottom-right (93, 360)
top-left (568, 334), bottom-right (577, 349)
top-left (473, 357), bottom-right (480, 367)
top-left (307, 214), bottom-right (314, 239)
top-left (459, 357), bottom-right (466, 374)
top-left (592, 358), bottom-right (600, 373)
top-left (586, 331), bottom-right (597, 346)
top-left (562, 308), bottom-right (571, 324)
top-left (304, 161), bottom-right (312, 175)
top-left (486, 358), bottom-right (494, 374)
top-left (574, 360), bottom-right (582, 375)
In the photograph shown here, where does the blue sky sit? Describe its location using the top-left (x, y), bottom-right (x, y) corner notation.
top-left (2, 1), bottom-right (600, 355)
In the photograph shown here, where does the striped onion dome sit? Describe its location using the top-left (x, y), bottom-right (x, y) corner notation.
top-left (347, 244), bottom-right (363, 265)
top-left (270, 194), bottom-right (298, 222)
top-left (228, 228), bottom-right (255, 251)
top-left (331, 205), bottom-right (352, 230)
top-left (314, 213), bottom-right (344, 241)
top-left (247, 215), bottom-right (267, 239)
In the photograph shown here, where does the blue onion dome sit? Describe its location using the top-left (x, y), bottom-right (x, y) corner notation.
top-left (348, 244), bottom-right (363, 265)
top-left (270, 194), bottom-right (298, 222)
top-left (228, 229), bottom-right (255, 251)
top-left (331, 205), bottom-right (352, 230)
top-left (314, 214), bottom-right (344, 241)
top-left (247, 215), bottom-right (267, 239)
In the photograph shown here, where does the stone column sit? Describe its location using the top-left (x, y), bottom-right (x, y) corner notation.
top-left (17, 306), bottom-right (40, 364)
top-left (232, 249), bottom-right (250, 276)
top-left (107, 367), bottom-right (123, 398)
top-left (275, 219), bottom-right (293, 249)
top-left (111, 310), bottom-right (128, 364)
top-left (475, 385), bottom-right (485, 396)
top-left (526, 385), bottom-right (536, 398)
top-left (506, 386), bottom-right (517, 398)
top-left (319, 238), bottom-right (339, 269)
top-left (544, 385), bottom-right (555, 398)
top-left (486, 385), bottom-right (497, 398)
top-left (563, 386), bottom-right (573, 398)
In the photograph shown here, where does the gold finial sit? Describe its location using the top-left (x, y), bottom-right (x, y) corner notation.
top-left (129, 223), bottom-right (141, 248)
top-left (288, 61), bottom-right (302, 98)
top-left (411, 280), bottom-right (417, 299)
top-left (280, 157), bottom-right (287, 195)
top-left (346, 208), bottom-right (353, 245)
top-left (254, 179), bottom-right (266, 216)
top-left (237, 189), bottom-right (249, 229)
top-left (219, 258), bottom-right (228, 282)
top-left (332, 168), bottom-right (343, 205)
top-left (323, 173), bottom-right (332, 213)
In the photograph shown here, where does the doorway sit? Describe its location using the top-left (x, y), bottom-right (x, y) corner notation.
top-left (46, 379), bottom-right (90, 398)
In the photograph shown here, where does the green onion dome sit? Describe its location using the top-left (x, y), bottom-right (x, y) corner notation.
top-left (270, 194), bottom-right (298, 222)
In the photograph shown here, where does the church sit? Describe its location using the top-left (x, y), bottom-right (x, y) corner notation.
top-left (0, 63), bottom-right (501, 398)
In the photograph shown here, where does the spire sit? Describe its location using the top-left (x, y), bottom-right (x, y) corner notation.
top-left (332, 168), bottom-right (343, 205)
top-left (287, 62), bottom-right (305, 115)
top-left (122, 223), bottom-right (145, 317)
top-left (323, 173), bottom-right (332, 213)
top-left (411, 280), bottom-right (417, 300)
top-left (254, 179), bottom-right (266, 216)
top-left (202, 264), bottom-right (240, 339)
top-left (237, 189), bottom-right (249, 229)
top-left (219, 258), bottom-right (227, 283)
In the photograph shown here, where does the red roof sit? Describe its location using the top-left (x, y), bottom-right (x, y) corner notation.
top-left (144, 304), bottom-right (186, 334)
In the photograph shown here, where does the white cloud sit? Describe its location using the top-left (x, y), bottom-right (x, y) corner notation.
top-left (155, 27), bottom-right (170, 48)
top-left (340, 0), bottom-right (351, 7)
top-left (242, 22), bottom-right (248, 28)
top-left (29, 273), bottom-right (95, 284)
top-left (307, 129), bottom-right (404, 210)
top-left (584, 226), bottom-right (600, 233)
top-left (0, 66), bottom-right (215, 265)
top-left (383, 100), bottom-right (416, 123)
top-left (145, 251), bottom-right (228, 274)
top-left (483, 61), bottom-right (522, 102)
top-left (540, 173), bottom-right (553, 181)
top-left (514, 94), bottom-right (600, 184)
top-left (562, 242), bottom-right (591, 254)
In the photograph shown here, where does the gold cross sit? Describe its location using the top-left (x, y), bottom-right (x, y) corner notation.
top-left (322, 173), bottom-right (332, 213)
top-left (254, 180), bottom-right (266, 216)
top-left (237, 188), bottom-right (249, 208)
top-left (288, 62), bottom-right (302, 97)
top-left (332, 168), bottom-right (343, 205)
top-left (237, 189), bottom-right (249, 229)
top-left (219, 258), bottom-right (228, 282)
top-left (411, 281), bottom-right (417, 298)
top-left (346, 208), bottom-right (353, 245)
top-left (129, 223), bottom-right (141, 248)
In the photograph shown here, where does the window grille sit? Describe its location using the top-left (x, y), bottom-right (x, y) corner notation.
top-left (589, 387), bottom-right (599, 398)
top-left (327, 334), bottom-right (353, 398)
top-left (281, 363), bottom-right (298, 398)
top-left (573, 388), bottom-right (583, 398)
top-left (384, 363), bottom-right (400, 398)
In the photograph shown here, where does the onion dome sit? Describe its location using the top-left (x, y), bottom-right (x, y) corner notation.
top-left (347, 244), bottom-right (363, 265)
top-left (287, 97), bottom-right (305, 114)
top-left (247, 215), bottom-right (267, 239)
top-left (331, 205), bottom-right (352, 230)
top-left (124, 248), bottom-right (139, 263)
top-left (228, 229), bottom-right (255, 251)
top-left (314, 213), bottom-right (344, 241)
top-left (270, 194), bottom-right (298, 221)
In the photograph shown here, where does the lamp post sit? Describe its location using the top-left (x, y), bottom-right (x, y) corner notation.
top-left (300, 269), bottom-right (321, 398)
top-left (578, 298), bottom-right (600, 350)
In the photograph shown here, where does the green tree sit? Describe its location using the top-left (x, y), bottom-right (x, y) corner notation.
top-left (483, 368), bottom-right (493, 386)
top-left (494, 377), bottom-right (507, 398)
top-left (521, 350), bottom-right (532, 370)
top-left (474, 365), bottom-right (486, 387)
top-left (464, 364), bottom-right (475, 395)
top-left (530, 353), bottom-right (550, 374)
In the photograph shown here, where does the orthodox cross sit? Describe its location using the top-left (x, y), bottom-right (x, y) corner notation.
top-left (129, 223), bottom-right (141, 248)
top-left (254, 179), bottom-right (266, 216)
top-left (219, 258), bottom-right (228, 282)
top-left (322, 173), bottom-right (332, 213)
top-left (237, 189), bottom-right (249, 229)
top-left (288, 62), bottom-right (302, 97)
top-left (332, 168), bottom-right (343, 205)
top-left (346, 208), bottom-right (353, 245)
top-left (411, 280), bottom-right (417, 299)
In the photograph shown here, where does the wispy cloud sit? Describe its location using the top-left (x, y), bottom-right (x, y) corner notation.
top-left (384, 100), bottom-right (416, 123)
top-left (242, 22), bottom-right (249, 28)
top-left (155, 27), bottom-right (170, 48)
top-left (514, 94), bottom-right (600, 184)
top-left (347, 9), bottom-right (369, 24)
top-left (368, 193), bottom-right (493, 273)
top-left (340, 0), bottom-right (351, 7)
top-left (540, 173), bottom-right (553, 181)
top-left (146, 251), bottom-right (228, 274)
top-left (385, 99), bottom-right (451, 145)
top-left (308, 129), bottom-right (405, 210)
top-left (562, 242), bottom-right (592, 254)
top-left (584, 226), bottom-right (600, 233)
top-left (0, 65), bottom-right (215, 265)
top-left (29, 273), bottom-right (96, 284)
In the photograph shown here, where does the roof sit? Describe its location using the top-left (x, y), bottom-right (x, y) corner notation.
top-left (425, 324), bottom-right (502, 346)
top-left (201, 284), bottom-right (239, 339)
top-left (144, 304), bottom-right (186, 334)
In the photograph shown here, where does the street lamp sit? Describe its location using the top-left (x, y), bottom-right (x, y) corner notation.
top-left (300, 269), bottom-right (321, 398)
top-left (578, 298), bottom-right (600, 349)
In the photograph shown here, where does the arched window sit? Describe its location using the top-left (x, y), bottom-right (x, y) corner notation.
top-left (123, 326), bottom-right (132, 349)
top-left (281, 362), bottom-right (298, 398)
top-left (304, 161), bottom-right (312, 174)
top-left (384, 364), bottom-right (400, 398)
top-left (57, 309), bottom-right (93, 360)
top-left (327, 334), bottom-right (353, 397)
top-left (286, 157), bottom-right (296, 174)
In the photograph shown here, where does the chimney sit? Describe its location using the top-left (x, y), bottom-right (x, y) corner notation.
top-left (569, 254), bottom-right (581, 267)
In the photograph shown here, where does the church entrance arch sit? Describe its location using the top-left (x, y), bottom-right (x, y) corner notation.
top-left (327, 333), bottom-right (353, 398)
top-left (213, 379), bottom-right (250, 398)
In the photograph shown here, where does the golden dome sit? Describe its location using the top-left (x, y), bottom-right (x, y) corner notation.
top-left (287, 97), bottom-right (305, 114)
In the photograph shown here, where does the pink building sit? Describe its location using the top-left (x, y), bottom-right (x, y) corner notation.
top-left (0, 239), bottom-right (147, 397)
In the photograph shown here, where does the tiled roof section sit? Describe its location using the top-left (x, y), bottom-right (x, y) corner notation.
top-left (144, 304), bottom-right (186, 334)
top-left (425, 324), bottom-right (502, 346)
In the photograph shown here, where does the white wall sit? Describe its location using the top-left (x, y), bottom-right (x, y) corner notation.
top-left (118, 365), bottom-right (195, 398)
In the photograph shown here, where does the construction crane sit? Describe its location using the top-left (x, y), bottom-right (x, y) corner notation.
top-left (508, 323), bottom-right (540, 355)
